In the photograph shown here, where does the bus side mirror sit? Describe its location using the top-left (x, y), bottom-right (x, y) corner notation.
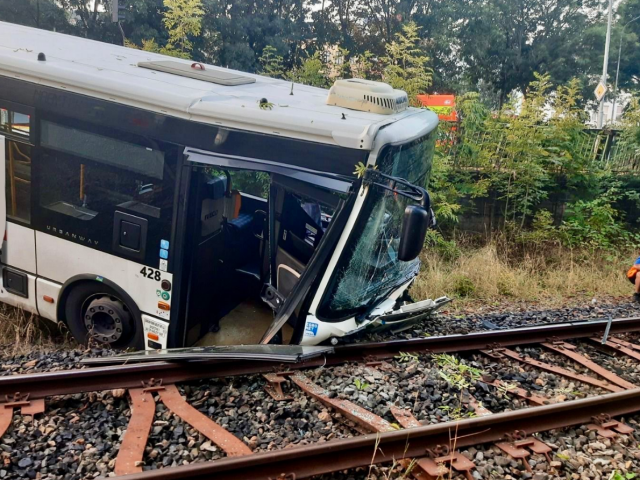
top-left (398, 205), bottom-right (429, 262)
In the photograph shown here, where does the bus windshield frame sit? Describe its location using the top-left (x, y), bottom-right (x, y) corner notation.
top-left (317, 130), bottom-right (436, 321)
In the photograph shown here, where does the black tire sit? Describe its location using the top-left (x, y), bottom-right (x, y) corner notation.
top-left (64, 282), bottom-right (143, 349)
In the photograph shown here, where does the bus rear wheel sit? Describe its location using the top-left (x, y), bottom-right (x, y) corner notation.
top-left (65, 283), bottom-right (143, 349)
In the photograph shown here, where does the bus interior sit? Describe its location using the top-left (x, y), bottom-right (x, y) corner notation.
top-left (183, 163), bottom-right (341, 347)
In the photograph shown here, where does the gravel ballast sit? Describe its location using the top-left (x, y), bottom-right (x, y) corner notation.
top-left (0, 301), bottom-right (640, 479)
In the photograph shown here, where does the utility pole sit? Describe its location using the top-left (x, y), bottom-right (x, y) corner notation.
top-left (597, 0), bottom-right (614, 129)
top-left (111, 0), bottom-right (126, 46)
top-left (611, 14), bottom-right (640, 124)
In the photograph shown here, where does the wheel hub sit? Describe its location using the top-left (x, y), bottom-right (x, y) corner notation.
top-left (84, 295), bottom-right (130, 344)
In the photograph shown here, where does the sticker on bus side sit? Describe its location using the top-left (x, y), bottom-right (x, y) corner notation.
top-left (142, 315), bottom-right (169, 349)
top-left (304, 321), bottom-right (318, 337)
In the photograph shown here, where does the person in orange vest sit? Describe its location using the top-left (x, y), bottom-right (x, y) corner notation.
top-left (627, 256), bottom-right (640, 301)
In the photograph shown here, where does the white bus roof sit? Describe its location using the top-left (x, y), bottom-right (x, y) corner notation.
top-left (0, 21), bottom-right (425, 150)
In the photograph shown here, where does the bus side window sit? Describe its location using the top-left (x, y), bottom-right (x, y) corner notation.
top-left (39, 121), bottom-right (171, 221)
top-left (0, 108), bottom-right (30, 140)
top-left (1, 107), bottom-right (32, 223)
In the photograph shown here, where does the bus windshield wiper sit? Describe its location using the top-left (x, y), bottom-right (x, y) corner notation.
top-left (361, 168), bottom-right (431, 210)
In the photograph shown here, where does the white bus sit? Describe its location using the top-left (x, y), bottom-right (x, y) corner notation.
top-left (0, 22), bottom-right (443, 350)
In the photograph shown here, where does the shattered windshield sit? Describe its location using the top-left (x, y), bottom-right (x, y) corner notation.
top-left (318, 131), bottom-right (436, 320)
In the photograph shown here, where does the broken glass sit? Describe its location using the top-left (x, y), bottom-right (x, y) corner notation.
top-left (319, 131), bottom-right (436, 319)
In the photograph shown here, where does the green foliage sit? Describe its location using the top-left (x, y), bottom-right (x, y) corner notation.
top-left (452, 275), bottom-right (475, 297)
top-left (431, 73), bottom-right (640, 253)
top-left (510, 177), bottom-right (640, 252)
top-left (353, 162), bottom-right (368, 178)
top-left (620, 97), bottom-right (640, 157)
top-left (287, 52), bottom-right (329, 88)
top-left (129, 0), bottom-right (204, 58)
top-left (616, 0), bottom-right (640, 93)
top-left (439, 404), bottom-right (477, 420)
top-left (229, 171), bottom-right (270, 199)
top-left (162, 0), bottom-right (204, 55)
top-left (434, 354), bottom-right (483, 391)
top-left (559, 179), bottom-right (640, 250)
top-left (455, 0), bottom-right (605, 105)
top-left (609, 472), bottom-right (636, 480)
top-left (3, 0), bottom-right (611, 100)
top-left (350, 51), bottom-right (376, 80)
top-left (353, 378), bottom-right (370, 391)
top-left (381, 22), bottom-right (432, 104)
top-left (424, 231), bottom-right (461, 261)
top-left (395, 351), bottom-right (418, 363)
top-left (258, 99), bottom-right (275, 110)
top-left (258, 45), bottom-right (285, 79)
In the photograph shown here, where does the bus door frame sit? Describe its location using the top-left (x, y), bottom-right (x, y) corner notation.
top-left (182, 147), bottom-right (353, 344)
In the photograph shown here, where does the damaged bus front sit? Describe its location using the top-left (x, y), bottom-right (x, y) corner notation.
top-left (260, 107), bottom-right (449, 346)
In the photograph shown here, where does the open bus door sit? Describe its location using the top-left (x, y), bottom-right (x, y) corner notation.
top-left (181, 147), bottom-right (351, 346)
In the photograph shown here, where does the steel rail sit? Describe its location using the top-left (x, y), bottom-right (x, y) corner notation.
top-left (1, 316), bottom-right (640, 400)
top-left (120, 388), bottom-right (640, 480)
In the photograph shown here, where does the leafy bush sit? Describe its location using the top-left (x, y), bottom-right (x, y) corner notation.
top-left (424, 230), bottom-right (462, 261)
top-left (430, 73), bottom-right (640, 252)
top-left (452, 275), bottom-right (475, 297)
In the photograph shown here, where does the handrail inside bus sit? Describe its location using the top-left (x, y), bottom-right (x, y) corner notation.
top-left (183, 148), bottom-right (353, 193)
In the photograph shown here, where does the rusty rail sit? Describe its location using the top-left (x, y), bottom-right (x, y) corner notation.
top-left (2, 316), bottom-right (640, 400)
top-left (118, 388), bottom-right (640, 480)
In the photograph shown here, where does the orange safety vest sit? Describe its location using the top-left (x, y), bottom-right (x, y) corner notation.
top-left (628, 266), bottom-right (639, 283)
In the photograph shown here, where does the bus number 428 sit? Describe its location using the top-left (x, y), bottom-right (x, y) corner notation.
top-left (140, 267), bottom-right (161, 281)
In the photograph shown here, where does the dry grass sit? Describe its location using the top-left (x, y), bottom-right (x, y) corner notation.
top-left (412, 243), bottom-right (635, 310)
top-left (0, 243), bottom-right (635, 356)
top-left (0, 304), bottom-right (74, 356)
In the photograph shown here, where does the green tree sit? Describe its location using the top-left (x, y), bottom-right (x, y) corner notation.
top-left (614, 0), bottom-right (640, 93)
top-left (118, 0), bottom-right (168, 50)
top-left (287, 51), bottom-right (330, 87)
top-left (455, 0), bottom-right (604, 105)
top-left (0, 0), bottom-right (71, 32)
top-left (258, 45), bottom-right (285, 79)
top-left (128, 0), bottom-right (204, 59)
top-left (619, 96), bottom-right (640, 155)
top-left (350, 50), bottom-right (377, 79)
top-left (331, 47), bottom-right (352, 79)
top-left (381, 21), bottom-right (432, 103)
top-left (312, 0), bottom-right (361, 53)
top-left (199, 0), bottom-right (312, 72)
top-left (162, 0), bottom-right (204, 55)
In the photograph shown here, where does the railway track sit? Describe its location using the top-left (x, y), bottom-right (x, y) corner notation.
top-left (4, 316), bottom-right (640, 479)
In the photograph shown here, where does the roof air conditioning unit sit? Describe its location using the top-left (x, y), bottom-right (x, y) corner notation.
top-left (326, 79), bottom-right (409, 115)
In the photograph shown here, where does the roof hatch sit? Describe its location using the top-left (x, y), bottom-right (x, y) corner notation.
top-left (326, 79), bottom-right (408, 115)
top-left (138, 60), bottom-right (256, 86)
